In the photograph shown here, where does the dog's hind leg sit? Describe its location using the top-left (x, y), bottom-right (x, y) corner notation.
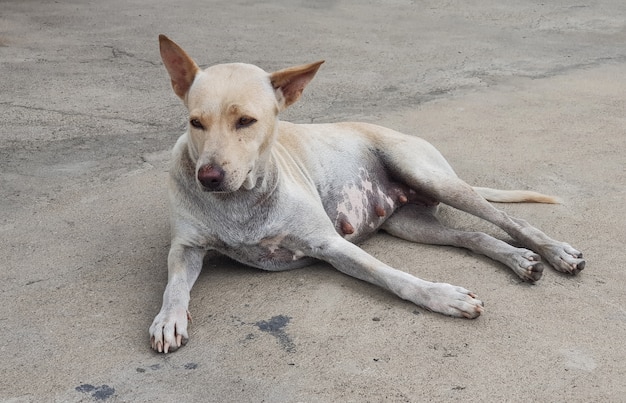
top-left (377, 137), bottom-right (585, 274)
top-left (417, 177), bottom-right (584, 275)
top-left (382, 205), bottom-right (544, 282)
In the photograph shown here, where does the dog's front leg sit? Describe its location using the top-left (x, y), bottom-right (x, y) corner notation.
top-left (149, 243), bottom-right (205, 353)
top-left (310, 237), bottom-right (484, 318)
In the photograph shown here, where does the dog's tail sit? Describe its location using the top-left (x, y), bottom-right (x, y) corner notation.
top-left (473, 187), bottom-right (560, 204)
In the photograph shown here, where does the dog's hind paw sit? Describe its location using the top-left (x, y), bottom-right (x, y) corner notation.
top-left (511, 250), bottom-right (544, 283)
top-left (149, 307), bottom-right (191, 353)
top-left (543, 243), bottom-right (585, 275)
top-left (422, 283), bottom-right (484, 319)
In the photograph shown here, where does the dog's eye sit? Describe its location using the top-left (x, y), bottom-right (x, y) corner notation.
top-left (236, 116), bottom-right (257, 129)
top-left (190, 118), bottom-right (204, 129)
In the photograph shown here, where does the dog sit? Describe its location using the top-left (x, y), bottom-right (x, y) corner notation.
top-left (149, 35), bottom-right (585, 353)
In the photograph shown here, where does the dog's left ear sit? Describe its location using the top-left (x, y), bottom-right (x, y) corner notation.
top-left (270, 61), bottom-right (324, 110)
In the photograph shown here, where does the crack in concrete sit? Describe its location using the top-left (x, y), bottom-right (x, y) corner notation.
top-left (103, 45), bottom-right (160, 66)
top-left (0, 101), bottom-right (163, 127)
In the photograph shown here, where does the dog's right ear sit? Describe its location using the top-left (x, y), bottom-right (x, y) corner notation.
top-left (159, 34), bottom-right (200, 99)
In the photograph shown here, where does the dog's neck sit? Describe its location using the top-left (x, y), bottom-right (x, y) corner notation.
top-left (246, 151), bottom-right (281, 198)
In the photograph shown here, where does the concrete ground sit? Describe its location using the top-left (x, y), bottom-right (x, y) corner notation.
top-left (1, 0), bottom-right (625, 401)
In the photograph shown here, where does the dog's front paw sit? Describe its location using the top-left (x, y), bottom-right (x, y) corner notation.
top-left (424, 283), bottom-right (484, 319)
top-left (149, 307), bottom-right (191, 353)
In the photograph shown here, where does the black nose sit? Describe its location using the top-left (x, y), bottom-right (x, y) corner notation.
top-left (197, 165), bottom-right (225, 190)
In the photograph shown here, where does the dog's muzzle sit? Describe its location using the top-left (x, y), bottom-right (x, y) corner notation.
top-left (197, 164), bottom-right (225, 191)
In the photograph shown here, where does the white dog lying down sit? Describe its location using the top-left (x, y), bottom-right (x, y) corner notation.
top-left (149, 35), bottom-right (585, 353)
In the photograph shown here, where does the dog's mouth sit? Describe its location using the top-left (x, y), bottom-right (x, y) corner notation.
top-left (199, 184), bottom-right (226, 192)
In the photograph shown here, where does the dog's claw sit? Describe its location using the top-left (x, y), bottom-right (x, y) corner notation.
top-left (149, 306), bottom-right (190, 354)
top-left (150, 336), bottom-right (162, 353)
top-left (575, 259), bottom-right (585, 271)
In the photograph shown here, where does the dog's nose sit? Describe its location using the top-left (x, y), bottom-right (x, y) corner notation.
top-left (197, 164), bottom-right (225, 190)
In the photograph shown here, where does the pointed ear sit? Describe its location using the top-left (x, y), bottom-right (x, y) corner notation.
top-left (270, 61), bottom-right (324, 110)
top-left (159, 34), bottom-right (200, 99)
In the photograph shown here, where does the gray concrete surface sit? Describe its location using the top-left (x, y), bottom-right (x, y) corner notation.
top-left (1, 0), bottom-right (625, 401)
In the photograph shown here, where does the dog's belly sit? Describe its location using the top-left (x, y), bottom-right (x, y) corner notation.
top-left (323, 167), bottom-right (402, 242)
top-left (322, 167), bottom-right (438, 243)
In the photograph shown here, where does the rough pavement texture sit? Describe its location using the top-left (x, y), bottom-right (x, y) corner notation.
top-left (1, 1), bottom-right (625, 401)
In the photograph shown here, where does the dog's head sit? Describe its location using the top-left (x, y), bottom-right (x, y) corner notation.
top-left (159, 34), bottom-right (323, 192)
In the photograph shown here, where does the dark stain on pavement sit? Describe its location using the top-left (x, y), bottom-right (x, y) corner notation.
top-left (75, 384), bottom-right (115, 401)
top-left (255, 315), bottom-right (295, 353)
